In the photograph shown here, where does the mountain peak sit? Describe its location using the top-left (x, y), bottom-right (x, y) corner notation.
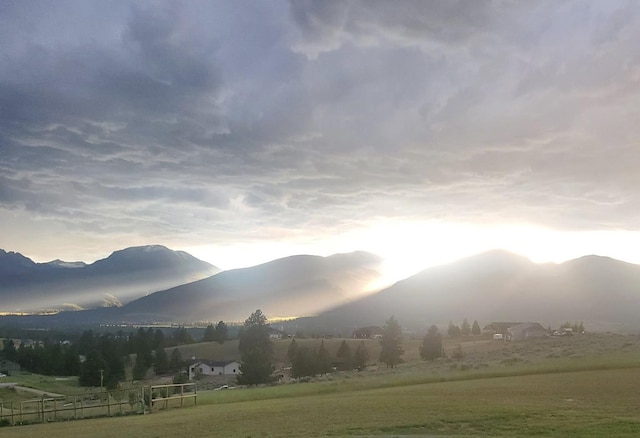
top-left (0, 248), bottom-right (37, 275)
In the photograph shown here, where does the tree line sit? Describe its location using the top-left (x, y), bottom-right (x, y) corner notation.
top-left (447, 318), bottom-right (482, 337)
top-left (0, 323), bottom-right (229, 389)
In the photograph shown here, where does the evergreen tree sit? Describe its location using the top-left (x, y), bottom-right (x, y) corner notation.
top-left (214, 321), bottom-right (228, 343)
top-left (132, 328), bottom-right (153, 380)
top-left (79, 349), bottom-right (107, 388)
top-left (169, 348), bottom-right (183, 372)
top-left (1, 339), bottom-right (16, 361)
top-left (98, 334), bottom-right (125, 386)
top-left (379, 316), bottom-right (404, 369)
top-left (203, 324), bottom-right (216, 342)
top-left (471, 320), bottom-right (481, 336)
top-left (154, 347), bottom-right (169, 375)
top-left (236, 309), bottom-right (274, 385)
top-left (316, 340), bottom-right (332, 375)
top-left (461, 318), bottom-right (471, 336)
top-left (77, 330), bottom-right (96, 355)
top-left (172, 327), bottom-right (194, 345)
top-left (420, 325), bottom-right (443, 360)
top-left (448, 321), bottom-right (461, 337)
top-left (132, 355), bottom-right (149, 381)
top-left (291, 346), bottom-right (316, 378)
top-left (354, 341), bottom-right (369, 370)
top-left (336, 340), bottom-right (353, 371)
top-left (287, 338), bottom-right (298, 363)
top-left (152, 329), bottom-right (165, 349)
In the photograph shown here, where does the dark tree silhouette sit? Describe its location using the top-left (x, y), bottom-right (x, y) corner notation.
top-left (236, 309), bottom-right (274, 385)
top-left (471, 320), bottom-right (481, 335)
top-left (354, 341), bottom-right (369, 370)
top-left (379, 316), bottom-right (404, 369)
top-left (336, 340), bottom-right (353, 371)
top-left (420, 325), bottom-right (443, 361)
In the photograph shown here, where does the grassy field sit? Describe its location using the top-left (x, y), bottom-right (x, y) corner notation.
top-left (2, 333), bottom-right (640, 436)
top-left (1, 365), bottom-right (639, 437)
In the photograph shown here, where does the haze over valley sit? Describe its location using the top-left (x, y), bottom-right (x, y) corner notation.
top-left (1, 245), bottom-right (638, 334)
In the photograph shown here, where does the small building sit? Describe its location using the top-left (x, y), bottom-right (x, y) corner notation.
top-left (269, 328), bottom-right (286, 340)
top-left (188, 360), bottom-right (240, 380)
top-left (352, 326), bottom-right (383, 339)
top-left (506, 323), bottom-right (548, 341)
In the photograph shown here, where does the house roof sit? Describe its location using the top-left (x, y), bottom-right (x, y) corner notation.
top-left (508, 322), bottom-right (547, 332)
top-left (190, 360), bottom-right (239, 367)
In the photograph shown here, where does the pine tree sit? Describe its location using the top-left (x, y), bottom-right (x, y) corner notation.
top-left (336, 340), bottom-right (353, 371)
top-left (316, 340), bottom-right (332, 375)
top-left (448, 321), bottom-right (461, 337)
top-left (379, 316), bottom-right (404, 369)
top-left (172, 327), bottom-right (194, 345)
top-left (203, 324), bottom-right (216, 342)
top-left (471, 320), bottom-right (481, 335)
top-left (79, 349), bottom-right (107, 388)
top-left (291, 346), bottom-right (316, 378)
top-left (154, 347), bottom-right (169, 375)
top-left (420, 325), bottom-right (443, 361)
top-left (169, 348), bottom-right (183, 372)
top-left (236, 309), bottom-right (274, 385)
top-left (152, 329), bottom-right (165, 349)
top-left (461, 318), bottom-right (471, 336)
top-left (354, 341), bottom-right (369, 370)
top-left (287, 338), bottom-right (298, 363)
top-left (214, 321), bottom-right (228, 343)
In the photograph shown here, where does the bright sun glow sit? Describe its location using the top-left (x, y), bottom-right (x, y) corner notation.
top-left (184, 221), bottom-right (640, 292)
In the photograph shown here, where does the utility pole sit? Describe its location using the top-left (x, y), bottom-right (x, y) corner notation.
top-left (100, 369), bottom-right (104, 392)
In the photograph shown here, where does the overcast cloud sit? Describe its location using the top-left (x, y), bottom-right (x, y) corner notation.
top-left (1, 0), bottom-right (640, 270)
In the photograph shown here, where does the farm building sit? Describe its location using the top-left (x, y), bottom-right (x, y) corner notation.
top-left (506, 323), bottom-right (548, 341)
top-left (188, 360), bottom-right (240, 380)
top-left (352, 326), bottom-right (383, 339)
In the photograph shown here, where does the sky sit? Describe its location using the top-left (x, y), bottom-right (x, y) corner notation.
top-left (2, 0), bottom-right (640, 284)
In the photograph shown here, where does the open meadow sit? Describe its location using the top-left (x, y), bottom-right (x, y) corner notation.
top-left (2, 333), bottom-right (640, 437)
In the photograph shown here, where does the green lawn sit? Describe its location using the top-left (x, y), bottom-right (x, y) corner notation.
top-left (3, 334), bottom-right (639, 436)
top-left (2, 363), bottom-right (639, 437)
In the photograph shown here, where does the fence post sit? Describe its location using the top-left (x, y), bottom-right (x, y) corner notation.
top-left (107, 392), bottom-right (111, 417)
top-left (11, 402), bottom-right (15, 426)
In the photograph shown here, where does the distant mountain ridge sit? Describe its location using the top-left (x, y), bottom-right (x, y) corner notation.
top-left (0, 245), bottom-right (220, 313)
top-left (1, 249), bottom-right (639, 333)
top-left (109, 250), bottom-right (383, 323)
top-left (0, 251), bottom-right (384, 327)
top-left (297, 250), bottom-right (640, 334)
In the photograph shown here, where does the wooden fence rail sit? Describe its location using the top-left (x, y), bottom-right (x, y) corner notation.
top-left (0, 383), bottom-right (196, 426)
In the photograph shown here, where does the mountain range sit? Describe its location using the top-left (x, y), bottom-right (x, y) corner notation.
top-left (0, 245), bottom-right (220, 313)
top-left (1, 247), bottom-right (639, 333)
top-left (300, 250), bottom-right (640, 333)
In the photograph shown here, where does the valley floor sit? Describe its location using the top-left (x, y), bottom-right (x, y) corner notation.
top-left (2, 333), bottom-right (640, 437)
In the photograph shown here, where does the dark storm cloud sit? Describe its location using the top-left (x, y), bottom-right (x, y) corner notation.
top-left (1, 0), bottom-right (640, 261)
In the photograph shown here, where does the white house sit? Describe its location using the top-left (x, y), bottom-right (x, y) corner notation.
top-left (188, 360), bottom-right (240, 380)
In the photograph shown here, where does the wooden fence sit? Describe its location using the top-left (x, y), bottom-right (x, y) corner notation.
top-left (0, 383), bottom-right (196, 426)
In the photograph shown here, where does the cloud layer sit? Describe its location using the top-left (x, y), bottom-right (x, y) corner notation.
top-left (1, 0), bottom-right (639, 265)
